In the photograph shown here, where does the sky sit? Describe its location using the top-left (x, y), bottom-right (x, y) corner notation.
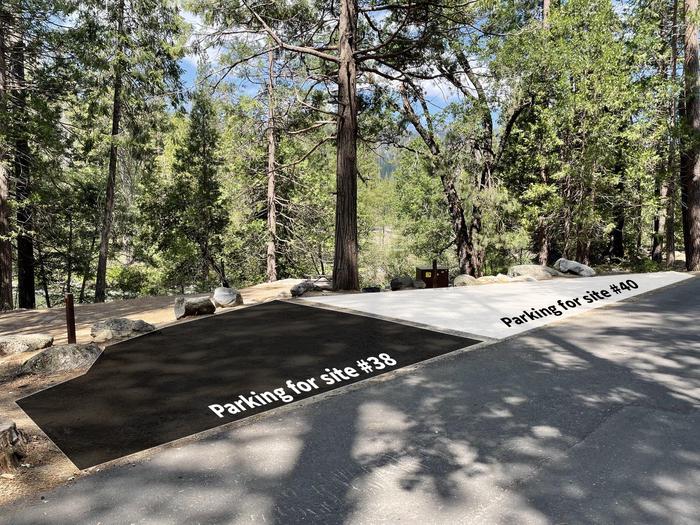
top-left (179, 9), bottom-right (460, 110)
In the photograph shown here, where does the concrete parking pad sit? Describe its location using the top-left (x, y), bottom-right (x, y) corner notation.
top-left (302, 272), bottom-right (692, 339)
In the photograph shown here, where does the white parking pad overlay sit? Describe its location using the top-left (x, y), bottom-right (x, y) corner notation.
top-left (301, 272), bottom-right (693, 340)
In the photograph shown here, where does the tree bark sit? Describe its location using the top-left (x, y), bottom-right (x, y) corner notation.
top-left (536, 218), bottom-right (549, 265)
top-left (682, 0), bottom-right (700, 270)
top-left (36, 241), bottom-right (50, 308)
top-left (440, 173), bottom-right (472, 274)
top-left (654, 2), bottom-right (679, 264)
top-left (562, 173), bottom-right (573, 258)
top-left (0, 420), bottom-right (27, 474)
top-left (332, 0), bottom-right (360, 290)
top-left (467, 152), bottom-right (495, 277)
top-left (0, 160), bottom-right (10, 311)
top-left (468, 204), bottom-right (485, 277)
top-left (577, 237), bottom-right (592, 265)
top-left (467, 99), bottom-right (496, 277)
top-left (65, 214), bottom-right (73, 293)
top-left (666, 177), bottom-right (677, 265)
top-left (636, 179), bottom-right (644, 255)
top-left (266, 47), bottom-right (277, 282)
top-left (79, 227), bottom-right (98, 304)
top-left (652, 178), bottom-right (668, 262)
top-left (95, 0), bottom-right (125, 302)
top-left (536, 165), bottom-right (550, 265)
top-left (0, 9), bottom-right (12, 310)
top-left (397, 87), bottom-right (474, 275)
top-left (610, 214), bottom-right (625, 260)
top-left (13, 37), bottom-right (34, 309)
top-left (667, 0), bottom-right (680, 266)
top-left (174, 296), bottom-right (215, 319)
top-left (202, 251), bottom-right (229, 288)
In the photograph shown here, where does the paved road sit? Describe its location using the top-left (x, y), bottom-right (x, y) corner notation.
top-left (2, 277), bottom-right (699, 524)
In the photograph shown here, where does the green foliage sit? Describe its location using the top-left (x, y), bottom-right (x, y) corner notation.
top-left (496, 0), bottom-right (670, 265)
top-left (4, 0), bottom-right (693, 309)
top-left (107, 263), bottom-right (150, 298)
top-left (393, 148), bottom-right (454, 260)
top-left (139, 80), bottom-right (229, 290)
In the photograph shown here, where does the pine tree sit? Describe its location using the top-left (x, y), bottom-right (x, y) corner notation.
top-left (93, 0), bottom-right (183, 302)
top-left (682, 0), bottom-right (700, 270)
top-left (142, 83), bottom-right (229, 288)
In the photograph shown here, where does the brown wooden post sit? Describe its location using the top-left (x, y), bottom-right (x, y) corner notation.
top-left (432, 259), bottom-right (438, 289)
top-left (65, 293), bottom-right (76, 344)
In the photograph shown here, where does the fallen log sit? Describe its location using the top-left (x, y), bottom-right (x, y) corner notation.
top-left (174, 296), bottom-right (216, 320)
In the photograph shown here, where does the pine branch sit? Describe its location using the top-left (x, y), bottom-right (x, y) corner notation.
top-left (241, 0), bottom-right (340, 64)
top-left (278, 135), bottom-right (335, 168)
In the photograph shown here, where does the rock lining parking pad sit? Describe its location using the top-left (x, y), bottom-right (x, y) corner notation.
top-left (16, 301), bottom-right (478, 470)
top-left (302, 271), bottom-right (692, 340)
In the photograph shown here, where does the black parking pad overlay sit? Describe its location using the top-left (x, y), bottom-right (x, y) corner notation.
top-left (17, 300), bottom-right (478, 469)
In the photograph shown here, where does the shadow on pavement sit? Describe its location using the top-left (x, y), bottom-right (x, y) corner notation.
top-left (16, 301), bottom-right (476, 469)
top-left (2, 278), bottom-right (699, 524)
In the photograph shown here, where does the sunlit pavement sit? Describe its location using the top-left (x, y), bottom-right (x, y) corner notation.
top-left (302, 271), bottom-right (691, 339)
top-left (1, 276), bottom-right (698, 524)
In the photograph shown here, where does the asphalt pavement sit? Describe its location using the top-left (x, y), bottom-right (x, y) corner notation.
top-left (17, 301), bottom-right (475, 469)
top-left (1, 276), bottom-right (698, 524)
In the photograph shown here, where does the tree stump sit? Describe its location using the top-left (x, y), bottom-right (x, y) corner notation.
top-left (0, 420), bottom-right (28, 473)
top-left (174, 296), bottom-right (215, 319)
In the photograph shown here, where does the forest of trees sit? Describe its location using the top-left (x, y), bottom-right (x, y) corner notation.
top-left (1, 0), bottom-right (699, 310)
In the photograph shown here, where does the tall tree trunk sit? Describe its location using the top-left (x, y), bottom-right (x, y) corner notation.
top-left (652, 178), bottom-right (668, 262)
top-left (682, 0), bottom-right (700, 270)
top-left (78, 229), bottom-right (97, 304)
top-left (468, 206), bottom-right (485, 276)
top-left (653, 4), bottom-right (678, 264)
top-left (13, 37), bottom-right (34, 309)
top-left (219, 259), bottom-right (229, 287)
top-left (562, 173), bottom-right (573, 258)
top-left (636, 179), bottom-right (644, 255)
top-left (466, 128), bottom-right (494, 277)
top-left (66, 214), bottom-right (73, 293)
top-left (605, 139), bottom-right (626, 260)
top-left (468, 94), bottom-right (497, 277)
top-left (468, 164), bottom-right (488, 276)
top-left (0, 160), bottom-right (10, 311)
top-left (610, 214), bottom-right (625, 260)
top-left (332, 0), bottom-right (359, 290)
top-left (537, 2), bottom-right (551, 260)
top-left (397, 88), bottom-right (474, 276)
top-left (36, 242), bottom-right (50, 308)
top-left (266, 47), bottom-right (277, 282)
top-left (667, 0), bottom-right (680, 266)
top-left (0, 9), bottom-right (12, 310)
top-left (440, 173), bottom-right (471, 274)
top-left (536, 218), bottom-right (549, 265)
top-left (536, 164), bottom-right (550, 265)
top-left (577, 185), bottom-right (595, 265)
top-left (95, 0), bottom-right (125, 302)
top-left (681, 144), bottom-right (691, 261)
top-left (666, 179), bottom-right (677, 265)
